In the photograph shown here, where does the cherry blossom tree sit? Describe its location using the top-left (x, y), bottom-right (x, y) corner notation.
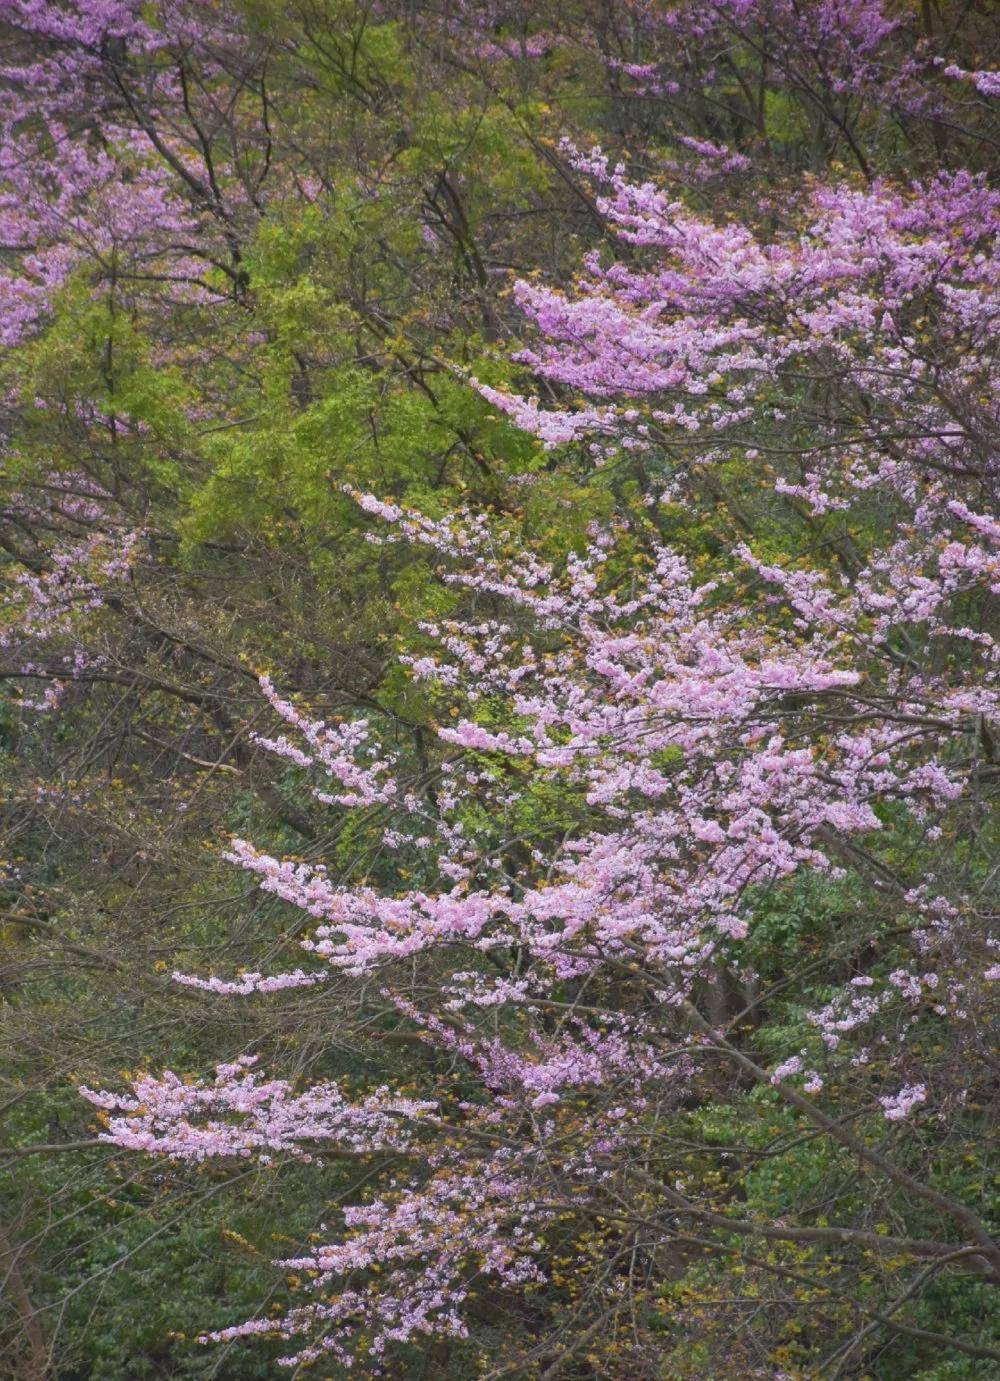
top-left (0, 0), bottom-right (274, 345)
top-left (84, 128), bottom-right (1000, 1360)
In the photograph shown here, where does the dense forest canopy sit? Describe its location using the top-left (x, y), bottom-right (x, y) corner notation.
top-left (1, 2), bottom-right (998, 1376)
